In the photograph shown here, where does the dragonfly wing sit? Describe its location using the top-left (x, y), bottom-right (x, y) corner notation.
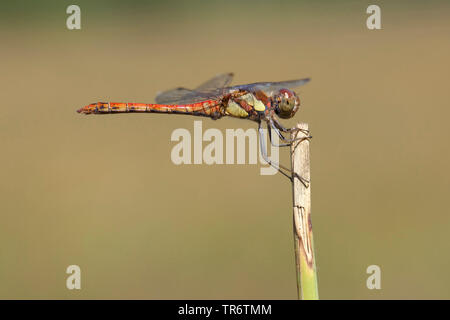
top-left (155, 73), bottom-right (233, 104)
top-left (155, 88), bottom-right (223, 105)
top-left (229, 78), bottom-right (311, 94)
top-left (195, 73), bottom-right (234, 91)
top-left (155, 88), bottom-right (193, 104)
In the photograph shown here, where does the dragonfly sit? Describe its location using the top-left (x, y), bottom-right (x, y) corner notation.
top-left (77, 73), bottom-right (311, 184)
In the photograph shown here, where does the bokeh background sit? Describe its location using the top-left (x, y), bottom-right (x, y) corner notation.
top-left (1, 0), bottom-right (449, 299)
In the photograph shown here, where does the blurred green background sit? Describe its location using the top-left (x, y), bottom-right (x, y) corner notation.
top-left (1, 0), bottom-right (449, 299)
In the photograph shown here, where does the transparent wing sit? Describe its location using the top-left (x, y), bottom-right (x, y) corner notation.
top-left (195, 72), bottom-right (234, 91)
top-left (155, 73), bottom-right (233, 104)
top-left (155, 88), bottom-right (195, 104)
top-left (228, 78), bottom-right (311, 94)
top-left (155, 76), bottom-right (310, 104)
top-left (155, 88), bottom-right (223, 105)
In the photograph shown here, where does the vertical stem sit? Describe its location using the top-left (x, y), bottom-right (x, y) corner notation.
top-left (291, 123), bottom-right (319, 300)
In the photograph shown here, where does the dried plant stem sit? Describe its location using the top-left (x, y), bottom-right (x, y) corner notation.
top-left (290, 123), bottom-right (319, 300)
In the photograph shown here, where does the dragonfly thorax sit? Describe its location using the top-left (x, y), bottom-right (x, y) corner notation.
top-left (272, 89), bottom-right (300, 119)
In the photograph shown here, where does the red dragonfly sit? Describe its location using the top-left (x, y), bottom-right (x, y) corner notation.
top-left (77, 73), bottom-right (311, 183)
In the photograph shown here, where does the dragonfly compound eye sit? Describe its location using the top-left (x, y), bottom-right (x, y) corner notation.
top-left (274, 89), bottom-right (300, 119)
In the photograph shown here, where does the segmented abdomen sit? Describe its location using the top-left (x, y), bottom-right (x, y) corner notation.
top-left (77, 100), bottom-right (224, 119)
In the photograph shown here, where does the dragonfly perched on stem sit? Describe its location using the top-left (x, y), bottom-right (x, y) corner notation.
top-left (77, 73), bottom-right (311, 184)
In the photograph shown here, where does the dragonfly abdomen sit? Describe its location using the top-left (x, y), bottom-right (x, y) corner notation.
top-left (77, 101), bottom-right (224, 119)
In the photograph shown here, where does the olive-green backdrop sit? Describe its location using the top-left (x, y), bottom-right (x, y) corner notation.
top-left (1, 0), bottom-right (449, 299)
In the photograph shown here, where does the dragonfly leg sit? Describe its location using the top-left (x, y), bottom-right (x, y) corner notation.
top-left (258, 123), bottom-right (310, 187)
top-left (267, 122), bottom-right (292, 147)
top-left (268, 118), bottom-right (311, 145)
top-left (272, 117), bottom-right (311, 136)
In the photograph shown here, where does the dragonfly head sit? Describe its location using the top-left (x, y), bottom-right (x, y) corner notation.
top-left (273, 89), bottom-right (300, 119)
